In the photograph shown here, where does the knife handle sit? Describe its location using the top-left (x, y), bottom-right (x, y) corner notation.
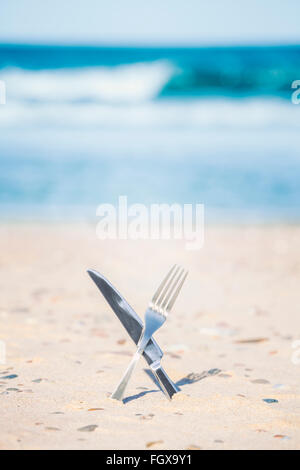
top-left (151, 365), bottom-right (180, 400)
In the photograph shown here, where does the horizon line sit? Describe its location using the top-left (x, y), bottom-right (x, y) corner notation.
top-left (0, 40), bottom-right (300, 49)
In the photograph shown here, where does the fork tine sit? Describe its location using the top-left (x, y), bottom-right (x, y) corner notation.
top-left (154, 265), bottom-right (181, 307)
top-left (166, 270), bottom-right (188, 313)
top-left (151, 264), bottom-right (177, 304)
top-left (159, 267), bottom-right (185, 311)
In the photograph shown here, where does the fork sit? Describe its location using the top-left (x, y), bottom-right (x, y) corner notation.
top-left (111, 265), bottom-right (188, 401)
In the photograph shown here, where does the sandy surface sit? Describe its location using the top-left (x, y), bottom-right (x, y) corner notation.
top-left (0, 222), bottom-right (299, 450)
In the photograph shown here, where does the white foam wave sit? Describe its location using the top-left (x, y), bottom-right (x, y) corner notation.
top-left (1, 61), bottom-right (175, 104)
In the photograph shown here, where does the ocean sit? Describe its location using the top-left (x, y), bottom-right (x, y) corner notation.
top-left (0, 44), bottom-right (300, 221)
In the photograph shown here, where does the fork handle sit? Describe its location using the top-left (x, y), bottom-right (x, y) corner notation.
top-left (111, 350), bottom-right (142, 401)
top-left (111, 331), bottom-right (153, 401)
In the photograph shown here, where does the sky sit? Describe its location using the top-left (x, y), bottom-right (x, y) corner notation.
top-left (0, 0), bottom-right (300, 46)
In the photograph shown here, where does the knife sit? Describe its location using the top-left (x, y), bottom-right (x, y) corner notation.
top-left (87, 269), bottom-right (179, 399)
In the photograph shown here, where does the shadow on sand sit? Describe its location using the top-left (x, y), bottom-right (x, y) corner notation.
top-left (123, 368), bottom-right (221, 404)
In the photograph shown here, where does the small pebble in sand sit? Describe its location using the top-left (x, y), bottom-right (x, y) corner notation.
top-left (263, 398), bottom-right (278, 404)
top-left (2, 374), bottom-right (18, 380)
top-left (6, 388), bottom-right (19, 391)
top-left (186, 444), bottom-right (202, 450)
top-left (140, 414), bottom-right (154, 420)
top-left (117, 339), bottom-right (126, 345)
top-left (11, 307), bottom-right (29, 314)
top-left (273, 383), bottom-right (288, 390)
top-left (214, 440), bottom-right (224, 444)
top-left (78, 425), bottom-right (98, 432)
top-left (32, 378), bottom-right (43, 383)
top-left (235, 338), bottom-right (268, 344)
top-left (45, 427), bottom-right (60, 431)
top-left (88, 408), bottom-right (104, 411)
top-left (251, 379), bottom-right (270, 384)
top-left (146, 440), bottom-right (163, 448)
top-left (167, 353), bottom-right (181, 359)
top-left (274, 434), bottom-right (289, 439)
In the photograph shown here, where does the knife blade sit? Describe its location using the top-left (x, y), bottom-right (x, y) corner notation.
top-left (87, 269), bottom-right (179, 399)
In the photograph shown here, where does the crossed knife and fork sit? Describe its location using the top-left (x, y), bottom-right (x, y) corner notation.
top-left (87, 265), bottom-right (188, 402)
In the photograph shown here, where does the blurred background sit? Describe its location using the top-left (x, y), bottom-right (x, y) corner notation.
top-left (0, 0), bottom-right (300, 222)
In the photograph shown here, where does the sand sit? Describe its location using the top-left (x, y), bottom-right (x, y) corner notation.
top-left (0, 222), bottom-right (299, 450)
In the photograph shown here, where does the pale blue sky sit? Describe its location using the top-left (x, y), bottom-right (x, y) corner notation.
top-left (1, 0), bottom-right (300, 45)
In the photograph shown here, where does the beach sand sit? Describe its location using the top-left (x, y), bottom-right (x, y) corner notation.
top-left (0, 223), bottom-right (299, 450)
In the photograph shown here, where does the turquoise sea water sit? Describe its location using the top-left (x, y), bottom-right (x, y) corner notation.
top-left (0, 44), bottom-right (300, 221)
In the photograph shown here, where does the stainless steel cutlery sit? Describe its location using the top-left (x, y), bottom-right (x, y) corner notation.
top-left (87, 264), bottom-right (188, 401)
